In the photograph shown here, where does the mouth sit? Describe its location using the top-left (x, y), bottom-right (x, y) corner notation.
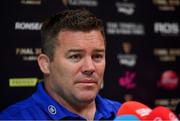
top-left (75, 79), bottom-right (98, 86)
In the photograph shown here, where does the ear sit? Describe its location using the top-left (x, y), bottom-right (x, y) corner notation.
top-left (37, 54), bottom-right (51, 74)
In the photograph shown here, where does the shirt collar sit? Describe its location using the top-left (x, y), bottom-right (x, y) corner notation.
top-left (32, 81), bottom-right (117, 120)
top-left (32, 81), bottom-right (81, 120)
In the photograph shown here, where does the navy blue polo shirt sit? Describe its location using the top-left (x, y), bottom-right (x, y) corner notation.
top-left (0, 81), bottom-right (121, 120)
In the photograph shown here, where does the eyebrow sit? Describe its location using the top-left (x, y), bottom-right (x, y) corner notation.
top-left (66, 48), bottom-right (105, 54)
top-left (93, 49), bottom-right (105, 53)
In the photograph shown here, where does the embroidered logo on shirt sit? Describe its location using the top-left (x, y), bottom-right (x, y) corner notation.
top-left (48, 105), bottom-right (56, 115)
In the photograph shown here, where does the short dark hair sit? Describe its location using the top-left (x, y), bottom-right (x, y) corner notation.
top-left (41, 9), bottom-right (105, 61)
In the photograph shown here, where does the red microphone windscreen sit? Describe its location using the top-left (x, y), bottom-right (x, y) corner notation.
top-left (147, 106), bottom-right (179, 121)
top-left (117, 101), bottom-right (152, 120)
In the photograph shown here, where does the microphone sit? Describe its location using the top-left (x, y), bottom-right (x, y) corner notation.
top-left (117, 101), bottom-right (152, 120)
top-left (147, 106), bottom-right (179, 121)
top-left (113, 114), bottom-right (140, 121)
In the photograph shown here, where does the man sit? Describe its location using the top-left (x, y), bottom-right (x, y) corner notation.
top-left (0, 9), bottom-right (121, 120)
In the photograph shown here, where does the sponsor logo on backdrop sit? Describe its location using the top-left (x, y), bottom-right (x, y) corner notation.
top-left (15, 22), bottom-right (42, 30)
top-left (118, 71), bottom-right (137, 89)
top-left (155, 98), bottom-right (180, 111)
top-left (16, 48), bottom-right (42, 61)
top-left (107, 22), bottom-right (145, 35)
top-left (153, 0), bottom-right (180, 11)
top-left (21, 0), bottom-right (41, 5)
top-left (154, 48), bottom-right (180, 62)
top-left (115, 1), bottom-right (136, 15)
top-left (154, 22), bottom-right (179, 36)
top-left (157, 70), bottom-right (179, 90)
top-left (62, 0), bottom-right (98, 7)
top-left (117, 42), bottom-right (137, 67)
top-left (9, 77), bottom-right (38, 87)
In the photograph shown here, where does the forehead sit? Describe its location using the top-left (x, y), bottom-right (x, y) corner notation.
top-left (57, 30), bottom-right (105, 49)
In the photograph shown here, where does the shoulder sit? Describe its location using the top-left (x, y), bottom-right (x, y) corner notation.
top-left (102, 97), bottom-right (121, 110)
top-left (96, 95), bottom-right (121, 113)
top-left (0, 96), bottom-right (40, 120)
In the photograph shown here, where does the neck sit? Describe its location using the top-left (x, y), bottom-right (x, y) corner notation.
top-left (74, 101), bottom-right (96, 120)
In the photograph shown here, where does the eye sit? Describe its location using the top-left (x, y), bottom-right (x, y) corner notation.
top-left (68, 54), bottom-right (82, 62)
top-left (92, 53), bottom-right (104, 62)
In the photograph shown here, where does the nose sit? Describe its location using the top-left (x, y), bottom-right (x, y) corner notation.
top-left (82, 57), bottom-right (95, 76)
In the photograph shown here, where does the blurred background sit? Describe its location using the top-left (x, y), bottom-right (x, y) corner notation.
top-left (1, 0), bottom-right (180, 117)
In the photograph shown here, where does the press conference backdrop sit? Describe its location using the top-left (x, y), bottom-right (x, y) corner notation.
top-left (1, 0), bottom-right (180, 113)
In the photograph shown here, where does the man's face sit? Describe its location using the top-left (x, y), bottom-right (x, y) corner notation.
top-left (47, 30), bottom-right (105, 105)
